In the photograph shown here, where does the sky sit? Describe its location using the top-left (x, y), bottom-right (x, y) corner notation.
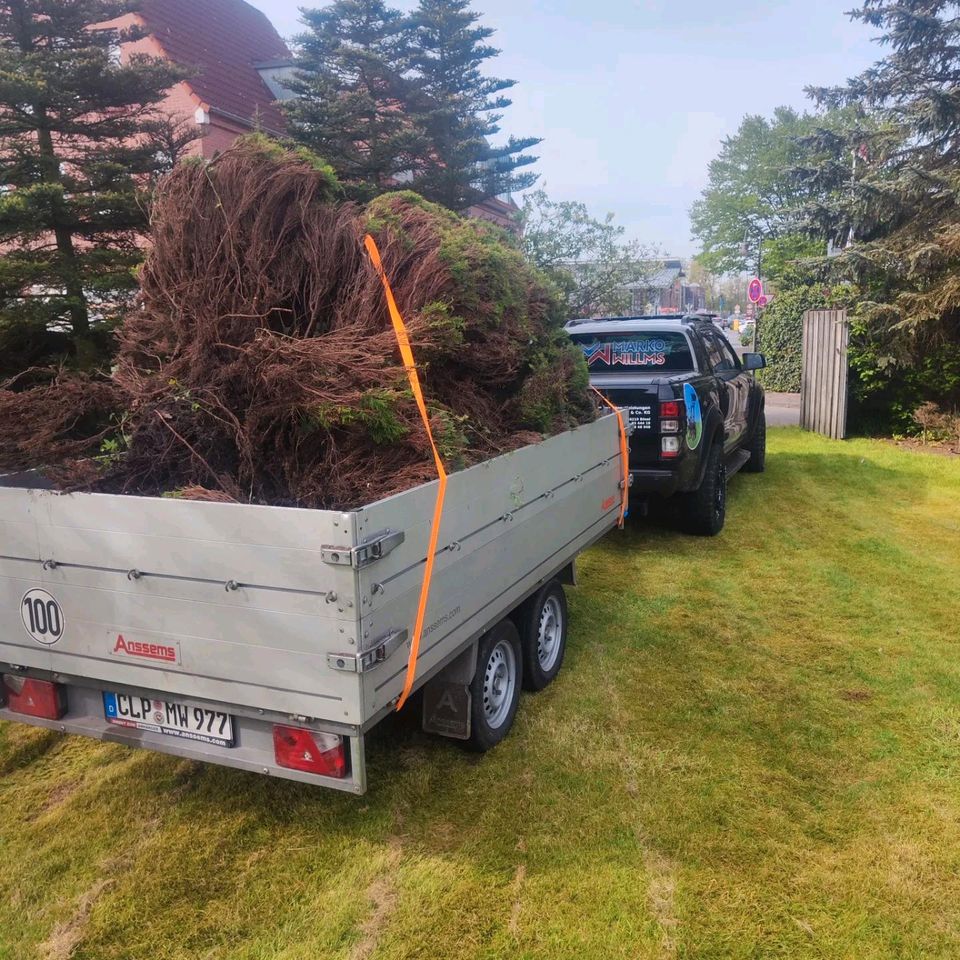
top-left (248, 0), bottom-right (882, 257)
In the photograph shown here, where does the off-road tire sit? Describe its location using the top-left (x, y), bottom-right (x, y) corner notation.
top-left (519, 581), bottom-right (568, 692)
top-left (465, 620), bottom-right (523, 752)
top-left (743, 410), bottom-right (766, 473)
top-left (680, 441), bottom-right (726, 536)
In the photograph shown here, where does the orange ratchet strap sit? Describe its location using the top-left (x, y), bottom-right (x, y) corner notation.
top-left (364, 235), bottom-right (448, 712)
top-left (591, 387), bottom-right (629, 529)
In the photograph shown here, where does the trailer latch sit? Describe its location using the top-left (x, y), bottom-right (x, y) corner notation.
top-left (327, 629), bottom-right (409, 673)
top-left (321, 529), bottom-right (405, 569)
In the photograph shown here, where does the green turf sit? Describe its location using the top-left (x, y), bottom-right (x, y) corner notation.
top-left (2, 429), bottom-right (959, 959)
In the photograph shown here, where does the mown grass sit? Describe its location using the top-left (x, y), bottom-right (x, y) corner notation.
top-left (2, 428), bottom-right (959, 960)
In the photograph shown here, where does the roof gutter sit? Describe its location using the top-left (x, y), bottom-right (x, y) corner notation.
top-left (207, 105), bottom-right (286, 139)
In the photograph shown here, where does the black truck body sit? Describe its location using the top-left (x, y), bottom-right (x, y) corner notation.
top-left (566, 315), bottom-right (767, 535)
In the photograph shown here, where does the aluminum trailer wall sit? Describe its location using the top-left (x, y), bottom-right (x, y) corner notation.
top-left (0, 413), bottom-right (624, 792)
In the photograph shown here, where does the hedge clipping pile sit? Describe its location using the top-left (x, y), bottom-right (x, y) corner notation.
top-left (0, 138), bottom-right (595, 509)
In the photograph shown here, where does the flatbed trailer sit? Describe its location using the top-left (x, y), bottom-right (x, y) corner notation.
top-left (0, 413), bottom-right (625, 794)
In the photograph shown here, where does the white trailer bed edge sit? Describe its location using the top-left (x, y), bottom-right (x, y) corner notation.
top-left (0, 413), bottom-right (625, 793)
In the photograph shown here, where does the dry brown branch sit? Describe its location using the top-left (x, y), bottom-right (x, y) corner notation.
top-left (0, 138), bottom-right (595, 509)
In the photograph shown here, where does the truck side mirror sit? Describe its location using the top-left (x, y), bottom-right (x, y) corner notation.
top-left (742, 353), bottom-right (766, 371)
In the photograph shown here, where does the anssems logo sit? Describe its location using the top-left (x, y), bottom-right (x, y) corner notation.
top-left (111, 634), bottom-right (179, 664)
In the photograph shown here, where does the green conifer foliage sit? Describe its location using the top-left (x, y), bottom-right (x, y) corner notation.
top-left (0, 0), bottom-right (188, 373)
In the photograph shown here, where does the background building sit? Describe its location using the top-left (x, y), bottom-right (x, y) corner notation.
top-left (108, 0), bottom-right (293, 158)
top-left (623, 259), bottom-right (706, 314)
top-left (107, 0), bottom-right (518, 230)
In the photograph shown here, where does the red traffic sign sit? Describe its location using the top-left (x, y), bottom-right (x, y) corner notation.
top-left (758, 295), bottom-right (768, 308)
top-left (748, 278), bottom-right (763, 303)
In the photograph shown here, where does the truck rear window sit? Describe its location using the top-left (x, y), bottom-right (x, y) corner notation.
top-left (571, 332), bottom-right (694, 372)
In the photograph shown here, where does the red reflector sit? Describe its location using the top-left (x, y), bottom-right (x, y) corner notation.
top-left (273, 725), bottom-right (347, 778)
top-left (660, 400), bottom-right (682, 418)
top-left (2, 675), bottom-right (67, 720)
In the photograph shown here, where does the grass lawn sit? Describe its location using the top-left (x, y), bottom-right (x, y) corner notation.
top-left (2, 428), bottom-right (959, 960)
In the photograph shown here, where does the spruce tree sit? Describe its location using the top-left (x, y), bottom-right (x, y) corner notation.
top-left (406, 0), bottom-right (539, 209)
top-left (0, 0), bottom-right (188, 372)
top-left (806, 0), bottom-right (960, 419)
top-left (284, 0), bottom-right (420, 200)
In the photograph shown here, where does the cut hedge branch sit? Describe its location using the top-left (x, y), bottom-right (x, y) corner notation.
top-left (0, 137), bottom-right (595, 510)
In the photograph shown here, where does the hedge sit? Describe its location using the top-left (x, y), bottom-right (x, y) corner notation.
top-left (757, 284), bottom-right (825, 393)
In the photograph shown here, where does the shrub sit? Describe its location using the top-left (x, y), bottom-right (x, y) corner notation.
top-left (756, 284), bottom-right (825, 393)
top-left (847, 310), bottom-right (960, 434)
top-left (913, 402), bottom-right (960, 451)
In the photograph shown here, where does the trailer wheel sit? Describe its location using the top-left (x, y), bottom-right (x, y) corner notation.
top-left (466, 620), bottom-right (522, 752)
top-left (520, 581), bottom-right (568, 691)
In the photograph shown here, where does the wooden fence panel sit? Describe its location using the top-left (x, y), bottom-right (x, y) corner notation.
top-left (800, 309), bottom-right (849, 440)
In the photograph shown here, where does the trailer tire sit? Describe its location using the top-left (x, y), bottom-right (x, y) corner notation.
top-left (466, 620), bottom-right (522, 752)
top-left (520, 581), bottom-right (568, 691)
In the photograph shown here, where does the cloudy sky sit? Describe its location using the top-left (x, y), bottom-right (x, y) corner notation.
top-left (248, 0), bottom-right (881, 256)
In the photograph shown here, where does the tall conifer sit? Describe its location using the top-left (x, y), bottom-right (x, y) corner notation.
top-left (284, 0), bottom-right (419, 200)
top-left (407, 0), bottom-right (539, 208)
top-left (0, 0), bottom-right (187, 371)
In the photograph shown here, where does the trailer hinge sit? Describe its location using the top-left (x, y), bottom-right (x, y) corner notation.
top-left (321, 529), bottom-right (405, 569)
top-left (327, 629), bottom-right (409, 674)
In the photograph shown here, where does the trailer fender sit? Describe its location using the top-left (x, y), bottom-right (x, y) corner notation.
top-left (420, 642), bottom-right (477, 741)
top-left (557, 560), bottom-right (577, 587)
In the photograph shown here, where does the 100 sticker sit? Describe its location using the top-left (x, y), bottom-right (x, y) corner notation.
top-left (20, 589), bottom-right (64, 645)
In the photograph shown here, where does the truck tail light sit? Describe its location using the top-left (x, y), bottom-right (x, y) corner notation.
top-left (661, 437), bottom-right (681, 458)
top-left (660, 400), bottom-right (684, 435)
top-left (273, 725), bottom-right (347, 778)
top-left (2, 675), bottom-right (67, 720)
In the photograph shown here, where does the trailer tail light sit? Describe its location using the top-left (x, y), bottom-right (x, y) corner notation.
top-left (2, 675), bottom-right (67, 720)
top-left (273, 725), bottom-right (347, 778)
top-left (661, 437), bottom-right (681, 458)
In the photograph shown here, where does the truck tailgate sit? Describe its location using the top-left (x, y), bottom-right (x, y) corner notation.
top-left (590, 381), bottom-right (662, 465)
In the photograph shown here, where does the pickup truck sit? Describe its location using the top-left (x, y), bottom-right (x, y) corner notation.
top-left (0, 414), bottom-right (627, 794)
top-left (566, 315), bottom-right (766, 536)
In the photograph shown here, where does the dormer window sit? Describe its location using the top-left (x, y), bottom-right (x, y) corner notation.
top-left (254, 60), bottom-right (296, 102)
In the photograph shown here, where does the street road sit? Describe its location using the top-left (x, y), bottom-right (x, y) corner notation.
top-left (722, 324), bottom-right (800, 427)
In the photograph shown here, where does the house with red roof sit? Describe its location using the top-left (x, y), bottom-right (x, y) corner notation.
top-left (108, 0), bottom-right (518, 227)
top-left (109, 0), bottom-right (293, 158)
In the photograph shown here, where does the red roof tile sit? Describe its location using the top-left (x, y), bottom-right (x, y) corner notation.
top-left (140, 0), bottom-right (290, 133)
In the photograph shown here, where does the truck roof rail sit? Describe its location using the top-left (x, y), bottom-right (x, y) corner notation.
top-left (566, 314), bottom-right (685, 327)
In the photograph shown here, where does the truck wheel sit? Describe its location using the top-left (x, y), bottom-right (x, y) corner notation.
top-left (681, 441), bottom-right (726, 536)
top-left (743, 410), bottom-right (766, 473)
top-left (520, 581), bottom-right (568, 691)
top-left (466, 620), bottom-right (522, 752)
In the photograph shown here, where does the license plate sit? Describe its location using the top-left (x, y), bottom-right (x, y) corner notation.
top-left (103, 692), bottom-right (234, 747)
top-left (629, 406), bottom-right (653, 431)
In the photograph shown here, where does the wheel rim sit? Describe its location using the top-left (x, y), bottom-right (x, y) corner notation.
top-left (482, 639), bottom-right (517, 729)
top-left (714, 464), bottom-right (726, 521)
top-left (537, 595), bottom-right (564, 672)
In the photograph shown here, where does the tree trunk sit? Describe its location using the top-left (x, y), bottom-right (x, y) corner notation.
top-left (35, 119), bottom-right (90, 337)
